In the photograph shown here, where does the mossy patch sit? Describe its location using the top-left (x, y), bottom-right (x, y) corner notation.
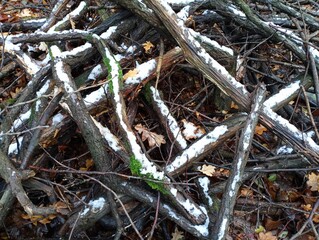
top-left (129, 155), bottom-right (168, 194)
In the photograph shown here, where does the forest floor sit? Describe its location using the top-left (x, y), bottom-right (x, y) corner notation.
top-left (1, 0), bottom-right (319, 239)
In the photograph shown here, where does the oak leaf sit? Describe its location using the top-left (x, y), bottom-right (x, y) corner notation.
top-left (258, 231), bottom-right (277, 240)
top-left (135, 124), bottom-right (166, 147)
top-left (255, 124), bottom-right (267, 135)
top-left (142, 41), bottom-right (154, 53)
top-left (171, 227), bottom-right (184, 240)
top-left (123, 68), bottom-right (139, 80)
top-left (307, 172), bottom-right (319, 191)
top-left (199, 164), bottom-right (216, 177)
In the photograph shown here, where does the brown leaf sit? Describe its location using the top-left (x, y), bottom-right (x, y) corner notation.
top-left (264, 218), bottom-right (282, 231)
top-left (258, 231), bottom-right (277, 240)
top-left (142, 41), bottom-right (154, 53)
top-left (134, 124), bottom-right (166, 147)
top-left (307, 172), bottom-right (319, 191)
top-left (123, 68), bottom-right (139, 80)
top-left (199, 164), bottom-right (216, 177)
top-left (171, 227), bottom-right (184, 240)
top-left (230, 101), bottom-right (239, 109)
top-left (39, 217), bottom-right (51, 225)
top-left (255, 124), bottom-right (267, 135)
top-left (240, 188), bottom-right (254, 198)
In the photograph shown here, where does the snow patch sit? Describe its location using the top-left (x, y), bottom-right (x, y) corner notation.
top-left (80, 197), bottom-right (105, 216)
top-left (198, 177), bottom-right (213, 207)
top-left (264, 81), bottom-right (300, 109)
top-left (125, 59), bottom-right (156, 84)
top-left (150, 87), bottom-right (187, 149)
top-left (166, 125), bottom-right (228, 173)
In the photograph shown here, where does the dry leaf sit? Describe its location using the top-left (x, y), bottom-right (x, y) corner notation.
top-left (123, 68), bottom-right (139, 80)
top-left (258, 231), bottom-right (277, 240)
top-left (307, 172), bottom-right (319, 191)
top-left (80, 159), bottom-right (94, 171)
top-left (181, 119), bottom-right (205, 140)
top-left (199, 164), bottom-right (216, 177)
top-left (255, 124), bottom-right (267, 135)
top-left (19, 9), bottom-right (33, 18)
top-left (142, 41), bottom-right (154, 53)
top-left (69, 16), bottom-right (76, 29)
top-left (230, 101), bottom-right (239, 109)
top-left (313, 214), bottom-right (319, 223)
top-left (171, 227), bottom-right (184, 240)
top-left (39, 218), bottom-right (51, 225)
top-left (302, 204), bottom-right (313, 211)
top-left (134, 124), bottom-right (166, 147)
top-left (240, 188), bottom-right (253, 198)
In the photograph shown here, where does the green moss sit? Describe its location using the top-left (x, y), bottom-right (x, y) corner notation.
top-left (84, 34), bottom-right (94, 42)
top-left (29, 103), bottom-right (36, 124)
top-left (102, 56), bottom-right (112, 80)
top-left (145, 173), bottom-right (169, 195)
top-left (129, 155), bottom-right (168, 195)
top-left (48, 47), bottom-right (54, 60)
top-left (143, 83), bottom-right (152, 104)
top-left (6, 98), bottom-right (16, 105)
top-left (108, 80), bottom-right (113, 94)
top-left (129, 155), bottom-right (142, 175)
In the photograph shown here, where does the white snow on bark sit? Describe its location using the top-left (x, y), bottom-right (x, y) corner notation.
top-left (8, 136), bottom-right (23, 155)
top-left (84, 86), bottom-right (107, 105)
top-left (60, 42), bottom-right (92, 58)
top-left (276, 145), bottom-right (293, 154)
top-left (91, 117), bottom-right (122, 151)
top-left (35, 80), bottom-right (50, 111)
top-left (55, 61), bottom-right (74, 94)
top-left (100, 39), bottom-right (164, 179)
top-left (88, 64), bottom-right (103, 81)
top-left (80, 197), bottom-right (105, 216)
top-left (150, 87), bottom-right (187, 149)
top-left (264, 81), bottom-right (300, 109)
top-left (166, 125), bottom-right (228, 173)
top-left (52, 113), bottom-right (65, 125)
top-left (125, 59), bottom-right (157, 84)
top-left (217, 218), bottom-right (228, 240)
top-left (198, 177), bottom-right (213, 207)
top-left (160, 0), bottom-right (248, 97)
top-left (12, 110), bottom-right (31, 130)
top-left (100, 26), bottom-right (118, 40)
top-left (263, 106), bottom-right (319, 152)
top-left (48, 1), bottom-right (87, 32)
top-left (228, 5), bottom-right (246, 18)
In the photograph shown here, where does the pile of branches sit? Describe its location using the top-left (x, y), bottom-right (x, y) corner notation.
top-left (1, 0), bottom-right (319, 239)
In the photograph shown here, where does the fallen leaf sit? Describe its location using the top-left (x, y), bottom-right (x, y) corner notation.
top-left (181, 119), bottom-right (205, 140)
top-left (171, 227), bottom-right (184, 240)
top-left (134, 124), bottom-right (166, 148)
top-left (255, 124), bottom-right (267, 135)
top-left (258, 231), bottom-right (277, 240)
top-left (302, 204), bottom-right (313, 211)
top-left (142, 41), bottom-right (154, 53)
top-left (199, 164), bottom-right (216, 177)
top-left (264, 218), bottom-right (282, 231)
top-left (313, 214), bottom-right (319, 223)
top-left (123, 68), bottom-right (139, 80)
top-left (240, 188), bottom-right (254, 198)
top-left (307, 172), bottom-right (319, 191)
top-left (230, 101), bottom-right (239, 109)
top-left (39, 218), bottom-right (51, 225)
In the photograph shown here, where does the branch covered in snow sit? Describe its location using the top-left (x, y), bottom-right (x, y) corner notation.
top-left (213, 84), bottom-right (266, 240)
